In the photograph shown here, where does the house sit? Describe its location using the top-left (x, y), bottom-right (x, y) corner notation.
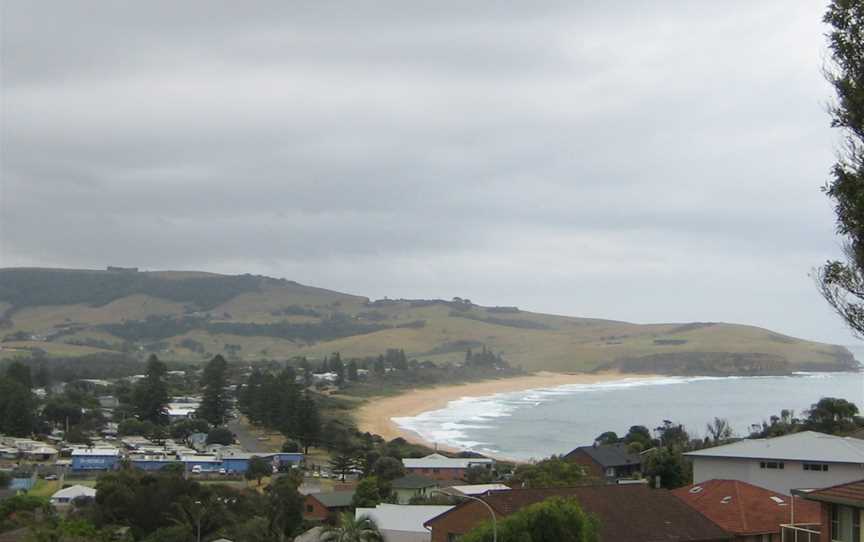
top-left (23, 446), bottom-right (58, 461)
top-left (0, 446), bottom-right (18, 460)
top-left (391, 474), bottom-right (439, 504)
top-left (356, 504), bottom-right (454, 542)
top-left (402, 453), bottom-right (494, 481)
top-left (789, 478), bottom-right (864, 542)
top-left (424, 485), bottom-right (731, 542)
top-left (672, 479), bottom-right (821, 542)
top-left (564, 442), bottom-right (642, 480)
top-left (50, 484), bottom-right (96, 505)
top-left (166, 403), bottom-right (198, 422)
top-left (70, 448), bottom-right (121, 471)
top-left (303, 490), bottom-right (355, 523)
top-left (685, 431), bottom-right (864, 495)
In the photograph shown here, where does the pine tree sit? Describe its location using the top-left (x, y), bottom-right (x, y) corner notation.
top-left (347, 360), bottom-right (359, 381)
top-left (196, 355), bottom-right (229, 426)
top-left (297, 393), bottom-right (321, 454)
top-left (6, 362), bottom-right (32, 389)
top-left (132, 355), bottom-right (169, 425)
top-left (374, 355), bottom-right (385, 375)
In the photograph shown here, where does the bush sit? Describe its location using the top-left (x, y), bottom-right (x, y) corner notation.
top-left (206, 427), bottom-right (234, 446)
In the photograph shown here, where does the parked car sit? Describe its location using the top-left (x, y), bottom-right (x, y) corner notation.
top-left (191, 465), bottom-right (202, 474)
top-left (44, 474), bottom-right (58, 481)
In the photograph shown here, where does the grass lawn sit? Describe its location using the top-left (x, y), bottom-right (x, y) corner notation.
top-left (28, 480), bottom-right (59, 497)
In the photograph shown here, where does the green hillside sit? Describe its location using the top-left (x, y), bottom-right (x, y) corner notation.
top-left (0, 267), bottom-right (857, 375)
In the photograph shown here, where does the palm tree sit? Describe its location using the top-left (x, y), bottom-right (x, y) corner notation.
top-left (320, 513), bottom-right (383, 542)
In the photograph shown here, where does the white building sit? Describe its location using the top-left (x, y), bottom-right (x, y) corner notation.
top-left (355, 504), bottom-right (454, 542)
top-left (685, 431), bottom-right (864, 495)
top-left (445, 483), bottom-right (511, 496)
top-left (50, 485), bottom-right (96, 505)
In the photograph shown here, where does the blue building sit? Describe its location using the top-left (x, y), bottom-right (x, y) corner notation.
top-left (130, 456), bottom-right (182, 471)
top-left (265, 452), bottom-right (304, 468)
top-left (71, 448), bottom-right (121, 471)
top-left (180, 455), bottom-right (222, 473)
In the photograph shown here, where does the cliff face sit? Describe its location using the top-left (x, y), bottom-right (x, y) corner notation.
top-left (608, 350), bottom-right (860, 376)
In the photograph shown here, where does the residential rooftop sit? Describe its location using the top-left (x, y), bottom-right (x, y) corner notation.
top-left (566, 442), bottom-right (642, 468)
top-left (425, 485), bottom-right (731, 542)
top-left (446, 483), bottom-right (511, 496)
top-left (799, 478), bottom-right (864, 507)
top-left (311, 490), bottom-right (356, 508)
top-left (356, 504), bottom-right (454, 534)
top-left (403, 453), bottom-right (494, 470)
top-left (672, 479), bottom-right (820, 536)
top-left (684, 431), bottom-right (864, 463)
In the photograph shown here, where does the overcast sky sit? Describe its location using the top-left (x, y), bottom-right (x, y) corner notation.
top-left (0, 1), bottom-right (857, 345)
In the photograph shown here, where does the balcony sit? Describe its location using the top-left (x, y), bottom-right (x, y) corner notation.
top-left (780, 523), bottom-right (821, 542)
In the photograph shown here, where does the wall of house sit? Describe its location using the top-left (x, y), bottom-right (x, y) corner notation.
top-left (395, 487), bottom-right (431, 504)
top-left (428, 501), bottom-right (487, 542)
top-left (303, 495), bottom-right (330, 522)
top-left (692, 457), bottom-right (864, 495)
top-left (566, 450), bottom-right (604, 478)
top-left (378, 529), bottom-right (432, 542)
top-left (405, 467), bottom-right (466, 481)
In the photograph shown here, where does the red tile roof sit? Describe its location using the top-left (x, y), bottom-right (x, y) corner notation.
top-left (672, 479), bottom-right (820, 536)
top-left (803, 479), bottom-right (864, 506)
top-left (426, 485), bottom-right (731, 542)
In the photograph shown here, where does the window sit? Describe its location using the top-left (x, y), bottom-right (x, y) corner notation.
top-left (831, 505), bottom-right (862, 542)
top-left (606, 467), bottom-right (615, 477)
top-left (803, 463), bottom-right (829, 472)
top-left (433, 468), bottom-right (440, 473)
top-left (447, 534), bottom-right (463, 542)
top-left (759, 461), bottom-right (784, 469)
top-left (306, 505), bottom-right (314, 513)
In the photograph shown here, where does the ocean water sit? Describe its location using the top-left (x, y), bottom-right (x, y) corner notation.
top-left (392, 371), bottom-right (864, 461)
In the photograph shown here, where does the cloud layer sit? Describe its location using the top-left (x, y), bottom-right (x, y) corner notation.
top-left (0, 1), bottom-right (853, 344)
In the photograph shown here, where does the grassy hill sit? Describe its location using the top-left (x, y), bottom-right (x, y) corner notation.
top-left (0, 267), bottom-right (857, 375)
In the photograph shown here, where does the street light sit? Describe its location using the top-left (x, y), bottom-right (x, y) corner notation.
top-left (193, 500), bottom-right (203, 542)
top-left (432, 489), bottom-right (497, 542)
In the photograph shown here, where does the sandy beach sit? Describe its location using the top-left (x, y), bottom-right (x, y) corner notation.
top-left (355, 371), bottom-right (660, 453)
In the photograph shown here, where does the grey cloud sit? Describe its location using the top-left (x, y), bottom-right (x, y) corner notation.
top-left (0, 0), bottom-right (855, 344)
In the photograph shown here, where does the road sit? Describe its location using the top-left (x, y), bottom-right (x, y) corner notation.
top-left (227, 417), bottom-right (279, 454)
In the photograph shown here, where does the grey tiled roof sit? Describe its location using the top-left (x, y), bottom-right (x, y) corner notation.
top-left (685, 431), bottom-right (864, 463)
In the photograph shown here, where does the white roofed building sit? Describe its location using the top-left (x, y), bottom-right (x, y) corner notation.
top-left (685, 431), bottom-right (864, 495)
top-left (445, 483), bottom-right (511, 496)
top-left (355, 504), bottom-right (453, 542)
top-left (50, 484), bottom-right (96, 505)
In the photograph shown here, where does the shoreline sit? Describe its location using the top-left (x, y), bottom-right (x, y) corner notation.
top-left (354, 371), bottom-right (661, 457)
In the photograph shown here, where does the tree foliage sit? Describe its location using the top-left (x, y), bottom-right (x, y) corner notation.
top-left (196, 355), bottom-right (230, 426)
top-left (321, 513), bottom-right (383, 542)
top-left (461, 497), bottom-right (599, 542)
top-left (351, 477), bottom-right (383, 508)
top-left (817, 1), bottom-right (864, 334)
top-left (245, 456), bottom-right (272, 486)
top-left (132, 355), bottom-right (170, 425)
top-left (512, 456), bottom-right (585, 488)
